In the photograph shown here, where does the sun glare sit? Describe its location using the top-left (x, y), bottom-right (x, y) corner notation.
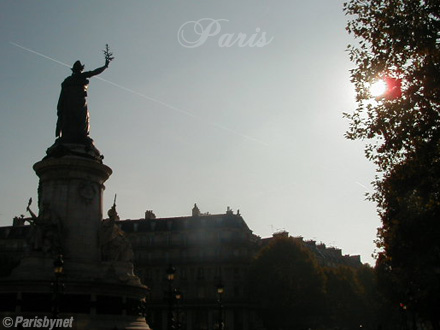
top-left (370, 80), bottom-right (387, 97)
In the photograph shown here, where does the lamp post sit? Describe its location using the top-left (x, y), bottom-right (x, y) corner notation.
top-left (52, 254), bottom-right (64, 318)
top-left (216, 283), bottom-right (224, 330)
top-left (166, 265), bottom-right (176, 330)
top-left (175, 289), bottom-right (182, 330)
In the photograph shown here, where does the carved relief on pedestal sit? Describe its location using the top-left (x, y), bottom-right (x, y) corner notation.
top-left (25, 199), bottom-right (62, 256)
top-left (78, 181), bottom-right (97, 204)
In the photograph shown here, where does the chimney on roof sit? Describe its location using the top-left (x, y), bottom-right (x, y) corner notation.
top-left (192, 203), bottom-right (201, 217)
top-left (145, 210), bottom-right (156, 220)
top-left (273, 231), bottom-right (289, 238)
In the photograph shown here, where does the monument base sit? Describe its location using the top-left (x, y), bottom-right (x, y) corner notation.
top-left (0, 142), bottom-right (151, 329)
top-left (32, 154), bottom-right (112, 263)
top-left (11, 253), bottom-right (143, 287)
top-left (0, 278), bottom-right (151, 330)
top-left (45, 138), bottom-right (103, 162)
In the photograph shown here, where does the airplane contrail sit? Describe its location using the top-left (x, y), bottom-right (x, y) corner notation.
top-left (10, 41), bottom-right (268, 146)
top-left (355, 181), bottom-right (369, 190)
top-left (10, 42), bottom-right (71, 68)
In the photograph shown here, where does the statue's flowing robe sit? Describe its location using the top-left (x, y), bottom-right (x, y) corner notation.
top-left (56, 66), bottom-right (106, 143)
top-left (56, 74), bottom-right (90, 142)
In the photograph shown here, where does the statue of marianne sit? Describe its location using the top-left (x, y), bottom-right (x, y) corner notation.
top-left (55, 58), bottom-right (109, 144)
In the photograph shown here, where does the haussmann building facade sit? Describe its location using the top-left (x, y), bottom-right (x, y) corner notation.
top-left (0, 203), bottom-right (362, 330)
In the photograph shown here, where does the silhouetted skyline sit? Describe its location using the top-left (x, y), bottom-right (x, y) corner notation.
top-left (0, 1), bottom-right (377, 264)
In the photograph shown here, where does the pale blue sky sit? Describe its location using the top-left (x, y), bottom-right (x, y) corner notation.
top-left (0, 1), bottom-right (378, 264)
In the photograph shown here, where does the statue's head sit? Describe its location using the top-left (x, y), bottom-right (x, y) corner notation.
top-left (71, 60), bottom-right (85, 73)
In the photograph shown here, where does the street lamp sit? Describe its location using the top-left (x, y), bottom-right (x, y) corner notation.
top-left (52, 254), bottom-right (64, 318)
top-left (166, 265), bottom-right (176, 330)
top-left (175, 289), bottom-right (183, 330)
top-left (216, 283), bottom-right (224, 330)
top-left (175, 290), bottom-right (182, 301)
top-left (167, 265), bottom-right (176, 281)
top-left (54, 255), bottom-right (64, 275)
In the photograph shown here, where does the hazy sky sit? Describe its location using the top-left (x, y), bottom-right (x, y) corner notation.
top-left (0, 1), bottom-right (379, 264)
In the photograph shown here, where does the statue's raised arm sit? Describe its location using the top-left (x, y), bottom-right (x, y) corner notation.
top-left (55, 45), bottom-right (114, 145)
top-left (82, 61), bottom-right (108, 79)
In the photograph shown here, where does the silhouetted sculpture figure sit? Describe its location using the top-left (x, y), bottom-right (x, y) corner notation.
top-left (56, 59), bottom-right (109, 144)
top-left (99, 197), bottom-right (134, 262)
top-left (46, 46), bottom-right (114, 160)
top-left (26, 200), bottom-right (62, 255)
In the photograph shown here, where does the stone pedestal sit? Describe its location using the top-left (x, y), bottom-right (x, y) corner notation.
top-left (1, 143), bottom-right (151, 330)
top-left (33, 156), bottom-right (111, 263)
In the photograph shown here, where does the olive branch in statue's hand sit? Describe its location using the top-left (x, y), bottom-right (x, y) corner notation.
top-left (103, 44), bottom-right (114, 67)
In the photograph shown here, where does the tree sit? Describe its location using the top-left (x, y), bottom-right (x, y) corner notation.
top-left (375, 150), bottom-right (440, 327)
top-left (343, 1), bottom-right (440, 328)
top-left (344, 0), bottom-right (440, 170)
top-left (249, 235), bottom-right (326, 330)
top-left (324, 265), bottom-right (379, 330)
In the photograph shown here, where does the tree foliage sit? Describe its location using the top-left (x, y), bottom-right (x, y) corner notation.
top-left (325, 266), bottom-right (372, 329)
top-left (344, 0), bottom-right (440, 170)
top-left (249, 236), bottom-right (326, 330)
top-left (375, 149), bottom-right (440, 326)
top-left (249, 236), bottom-right (388, 330)
top-left (343, 0), bottom-right (440, 328)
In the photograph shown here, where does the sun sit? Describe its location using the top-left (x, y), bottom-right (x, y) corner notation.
top-left (370, 79), bottom-right (387, 97)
